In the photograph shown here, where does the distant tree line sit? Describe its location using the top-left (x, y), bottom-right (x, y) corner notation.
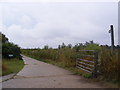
top-left (42, 40), bottom-right (120, 51)
top-left (40, 40), bottom-right (101, 52)
top-left (1, 32), bottom-right (22, 59)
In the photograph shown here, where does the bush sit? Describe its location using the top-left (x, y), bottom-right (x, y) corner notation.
top-left (2, 43), bottom-right (21, 59)
top-left (84, 43), bottom-right (101, 52)
top-left (1, 33), bottom-right (21, 59)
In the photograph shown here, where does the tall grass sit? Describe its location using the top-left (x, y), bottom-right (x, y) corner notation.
top-left (22, 44), bottom-right (119, 83)
top-left (22, 48), bottom-right (77, 67)
top-left (100, 47), bottom-right (119, 83)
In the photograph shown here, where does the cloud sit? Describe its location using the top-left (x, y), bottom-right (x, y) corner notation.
top-left (1, 2), bottom-right (118, 48)
top-left (19, 15), bottom-right (34, 28)
top-left (0, 0), bottom-right (118, 3)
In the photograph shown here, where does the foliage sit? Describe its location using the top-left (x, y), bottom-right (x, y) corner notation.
top-left (43, 45), bottom-right (49, 50)
top-left (1, 33), bottom-right (22, 59)
top-left (22, 41), bottom-right (119, 84)
top-left (84, 43), bottom-right (101, 51)
top-left (83, 73), bottom-right (92, 78)
top-left (0, 32), bottom-right (8, 43)
top-left (22, 41), bottom-right (101, 77)
top-left (99, 47), bottom-right (119, 83)
top-left (2, 43), bottom-right (21, 59)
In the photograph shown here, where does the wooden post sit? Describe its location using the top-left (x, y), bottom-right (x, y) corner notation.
top-left (109, 25), bottom-right (114, 54)
top-left (93, 52), bottom-right (98, 78)
top-left (76, 58), bottom-right (78, 67)
top-left (76, 55), bottom-right (78, 67)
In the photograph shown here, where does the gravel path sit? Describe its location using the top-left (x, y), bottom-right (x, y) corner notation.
top-left (2, 55), bottom-right (105, 88)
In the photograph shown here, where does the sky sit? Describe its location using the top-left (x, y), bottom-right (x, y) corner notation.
top-left (0, 0), bottom-right (119, 48)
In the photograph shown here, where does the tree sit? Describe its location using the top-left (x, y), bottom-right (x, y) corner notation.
top-left (1, 32), bottom-right (8, 43)
top-left (61, 43), bottom-right (66, 48)
top-left (84, 43), bottom-right (101, 51)
top-left (85, 40), bottom-right (94, 46)
top-left (44, 45), bottom-right (49, 50)
top-left (1, 33), bottom-right (21, 59)
top-left (67, 44), bottom-right (72, 48)
top-left (2, 43), bottom-right (21, 58)
top-left (58, 45), bottom-right (61, 49)
top-left (90, 40), bottom-right (94, 44)
top-left (73, 44), bottom-right (80, 52)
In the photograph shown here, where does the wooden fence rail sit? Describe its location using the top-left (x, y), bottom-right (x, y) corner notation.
top-left (76, 50), bottom-right (98, 77)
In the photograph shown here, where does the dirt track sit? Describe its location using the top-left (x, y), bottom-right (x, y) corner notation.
top-left (2, 55), bottom-right (106, 88)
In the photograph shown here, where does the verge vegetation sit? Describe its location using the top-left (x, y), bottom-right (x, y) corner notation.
top-left (1, 32), bottom-right (24, 76)
top-left (22, 41), bottom-right (119, 87)
top-left (2, 59), bottom-right (24, 76)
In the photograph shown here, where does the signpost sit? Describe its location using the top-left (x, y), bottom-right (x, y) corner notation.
top-left (8, 54), bottom-right (14, 58)
top-left (109, 25), bottom-right (114, 54)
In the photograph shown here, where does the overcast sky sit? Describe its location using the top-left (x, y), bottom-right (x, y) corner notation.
top-left (0, 1), bottom-right (118, 48)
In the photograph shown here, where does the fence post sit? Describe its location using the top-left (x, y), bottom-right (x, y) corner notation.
top-left (93, 52), bottom-right (98, 77)
top-left (109, 25), bottom-right (114, 54)
top-left (76, 55), bottom-right (78, 67)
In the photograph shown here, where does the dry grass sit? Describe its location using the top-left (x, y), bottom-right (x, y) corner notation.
top-left (22, 47), bottom-right (119, 84)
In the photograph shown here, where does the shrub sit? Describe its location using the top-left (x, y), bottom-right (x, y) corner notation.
top-left (1, 33), bottom-right (21, 59)
top-left (2, 43), bottom-right (21, 59)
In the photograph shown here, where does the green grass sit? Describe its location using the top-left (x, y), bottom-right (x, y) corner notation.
top-left (2, 58), bottom-right (24, 76)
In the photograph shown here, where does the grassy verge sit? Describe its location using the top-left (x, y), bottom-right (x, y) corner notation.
top-left (2, 58), bottom-right (24, 76)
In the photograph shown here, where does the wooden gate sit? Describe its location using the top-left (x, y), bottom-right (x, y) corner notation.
top-left (76, 50), bottom-right (98, 77)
